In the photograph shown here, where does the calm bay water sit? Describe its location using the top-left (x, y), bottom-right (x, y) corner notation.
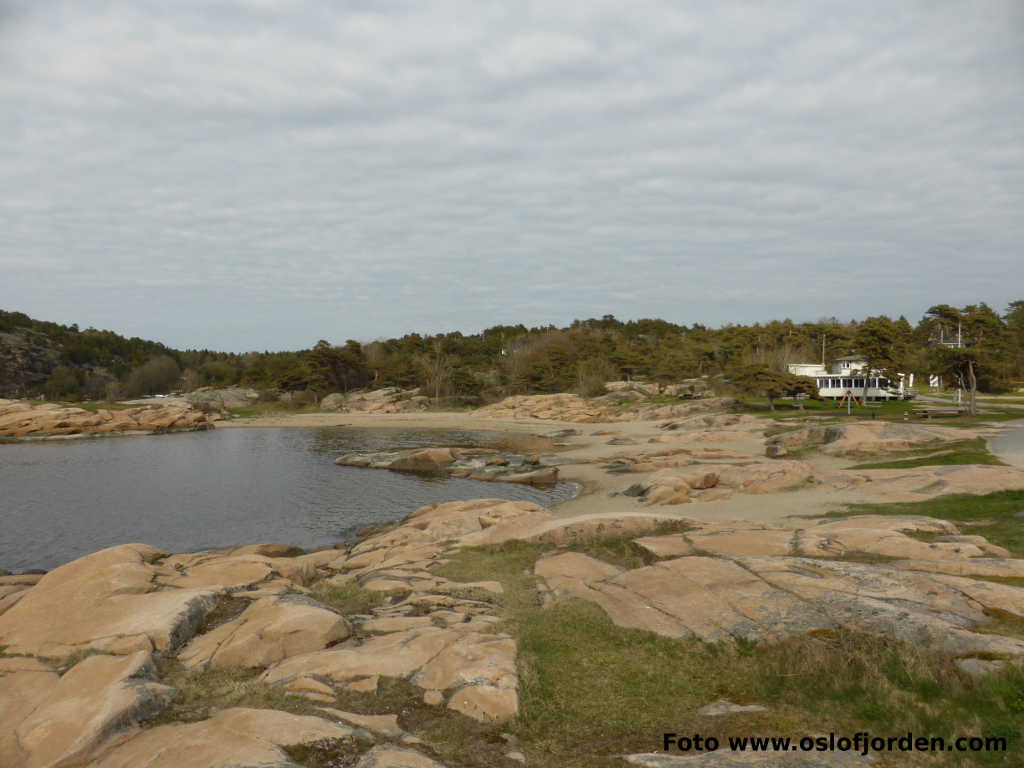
top-left (0, 427), bottom-right (578, 572)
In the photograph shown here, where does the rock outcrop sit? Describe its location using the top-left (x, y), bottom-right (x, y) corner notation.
top-left (605, 378), bottom-right (710, 398)
top-left (90, 707), bottom-right (362, 768)
top-left (537, 515), bottom-right (1024, 663)
top-left (183, 387), bottom-right (259, 412)
top-left (0, 328), bottom-right (61, 399)
top-left (321, 387), bottom-right (431, 413)
top-left (472, 394), bottom-right (737, 423)
top-left (821, 464), bottom-right (1024, 503)
top-left (335, 447), bottom-right (559, 485)
top-left (0, 499), bottom-right (550, 767)
top-left (604, 459), bottom-right (814, 505)
top-left (0, 399), bottom-right (213, 438)
top-left (0, 543), bottom-right (222, 657)
top-left (768, 421), bottom-right (971, 456)
top-left (178, 594), bottom-right (352, 670)
top-left (12, 651), bottom-right (174, 768)
top-left (3, 493), bottom-right (1024, 766)
top-left (608, 455), bottom-right (1024, 506)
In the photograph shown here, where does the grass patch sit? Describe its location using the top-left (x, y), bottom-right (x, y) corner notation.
top-left (149, 660), bottom-right (319, 725)
top-left (973, 576), bottom-right (1024, 589)
top-left (973, 609), bottom-right (1024, 640)
top-left (227, 402), bottom-right (328, 419)
top-left (838, 490), bottom-right (1024, 557)
top-left (288, 676), bottom-right (514, 767)
top-left (282, 737), bottom-right (369, 767)
top-left (733, 396), bottom-right (1023, 428)
top-left (516, 600), bottom-right (1024, 767)
top-left (433, 540), bottom-right (1024, 767)
top-left (904, 530), bottom-right (941, 544)
top-left (225, 400), bottom-right (361, 419)
top-left (309, 581), bottom-right (389, 616)
top-left (152, 655), bottom-right (516, 766)
top-left (848, 439), bottom-right (1006, 470)
top-left (763, 423), bottom-right (807, 438)
top-left (197, 595), bottom-right (250, 633)
top-left (562, 521), bottom-right (694, 569)
top-left (432, 541), bottom-right (550, 621)
top-left (0, 645), bottom-right (33, 659)
top-left (734, 397), bottom-right (910, 419)
top-left (832, 551), bottom-right (904, 565)
top-left (568, 534), bottom-right (656, 570)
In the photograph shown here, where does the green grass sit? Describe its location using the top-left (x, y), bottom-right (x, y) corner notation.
top-left (838, 490), bottom-right (1024, 557)
top-left (557, 521), bottom-right (694, 570)
top-left (149, 660), bottom-right (320, 725)
top-left (152, 657), bottom-right (515, 766)
top-left (734, 396), bottom-right (1023, 428)
top-left (432, 543), bottom-right (1024, 767)
top-left (280, 676), bottom-right (516, 767)
top-left (227, 402), bottom-right (329, 419)
top-left (972, 576), bottom-right (1024, 590)
top-left (972, 609), bottom-right (1024, 640)
top-left (734, 397), bottom-right (911, 419)
top-left (929, 393), bottom-right (1024, 406)
top-left (432, 541), bottom-right (550, 621)
top-left (308, 580), bottom-right (389, 616)
top-left (848, 439), bottom-right (1007, 470)
top-left (831, 550), bottom-right (904, 565)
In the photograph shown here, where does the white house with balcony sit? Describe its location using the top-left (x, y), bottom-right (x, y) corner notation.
top-left (787, 356), bottom-right (915, 401)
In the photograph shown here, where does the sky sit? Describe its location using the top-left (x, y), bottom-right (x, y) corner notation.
top-left (1, 1), bottom-right (1022, 352)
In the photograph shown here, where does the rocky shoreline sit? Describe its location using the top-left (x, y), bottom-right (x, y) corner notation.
top-left (4, 393), bottom-right (1024, 766)
top-left (0, 399), bottom-right (214, 438)
top-left (4, 493), bottom-right (1024, 766)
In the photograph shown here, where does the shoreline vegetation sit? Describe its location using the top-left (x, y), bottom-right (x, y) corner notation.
top-left (4, 303), bottom-right (1023, 415)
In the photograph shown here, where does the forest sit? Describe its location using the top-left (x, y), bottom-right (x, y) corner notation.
top-left (2, 302), bottom-right (1022, 406)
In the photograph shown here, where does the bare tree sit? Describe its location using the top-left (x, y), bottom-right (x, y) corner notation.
top-left (417, 339), bottom-right (453, 402)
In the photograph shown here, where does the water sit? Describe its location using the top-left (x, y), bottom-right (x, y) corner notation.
top-left (0, 428), bottom-right (579, 572)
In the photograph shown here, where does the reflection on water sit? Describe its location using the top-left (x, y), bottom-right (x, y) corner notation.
top-left (0, 427), bottom-right (578, 571)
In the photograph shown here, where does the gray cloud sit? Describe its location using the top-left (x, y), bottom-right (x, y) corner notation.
top-left (1, 0), bottom-right (1021, 350)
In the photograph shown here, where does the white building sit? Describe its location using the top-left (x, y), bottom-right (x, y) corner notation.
top-left (787, 356), bottom-right (914, 401)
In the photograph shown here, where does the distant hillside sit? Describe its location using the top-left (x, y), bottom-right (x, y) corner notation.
top-left (0, 310), bottom-right (181, 399)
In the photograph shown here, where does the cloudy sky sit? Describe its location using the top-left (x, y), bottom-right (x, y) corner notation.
top-left (1, 1), bottom-right (1021, 351)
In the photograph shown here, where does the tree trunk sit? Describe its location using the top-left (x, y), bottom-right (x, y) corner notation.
top-left (967, 359), bottom-right (977, 416)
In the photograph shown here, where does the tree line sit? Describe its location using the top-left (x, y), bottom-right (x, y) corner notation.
top-left (3, 302), bottom-right (1021, 407)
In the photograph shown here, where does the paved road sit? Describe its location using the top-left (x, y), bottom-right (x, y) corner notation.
top-left (912, 394), bottom-right (1024, 467)
top-left (988, 418), bottom-right (1024, 468)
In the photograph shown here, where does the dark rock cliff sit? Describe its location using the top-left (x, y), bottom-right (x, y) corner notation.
top-left (0, 328), bottom-right (61, 398)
